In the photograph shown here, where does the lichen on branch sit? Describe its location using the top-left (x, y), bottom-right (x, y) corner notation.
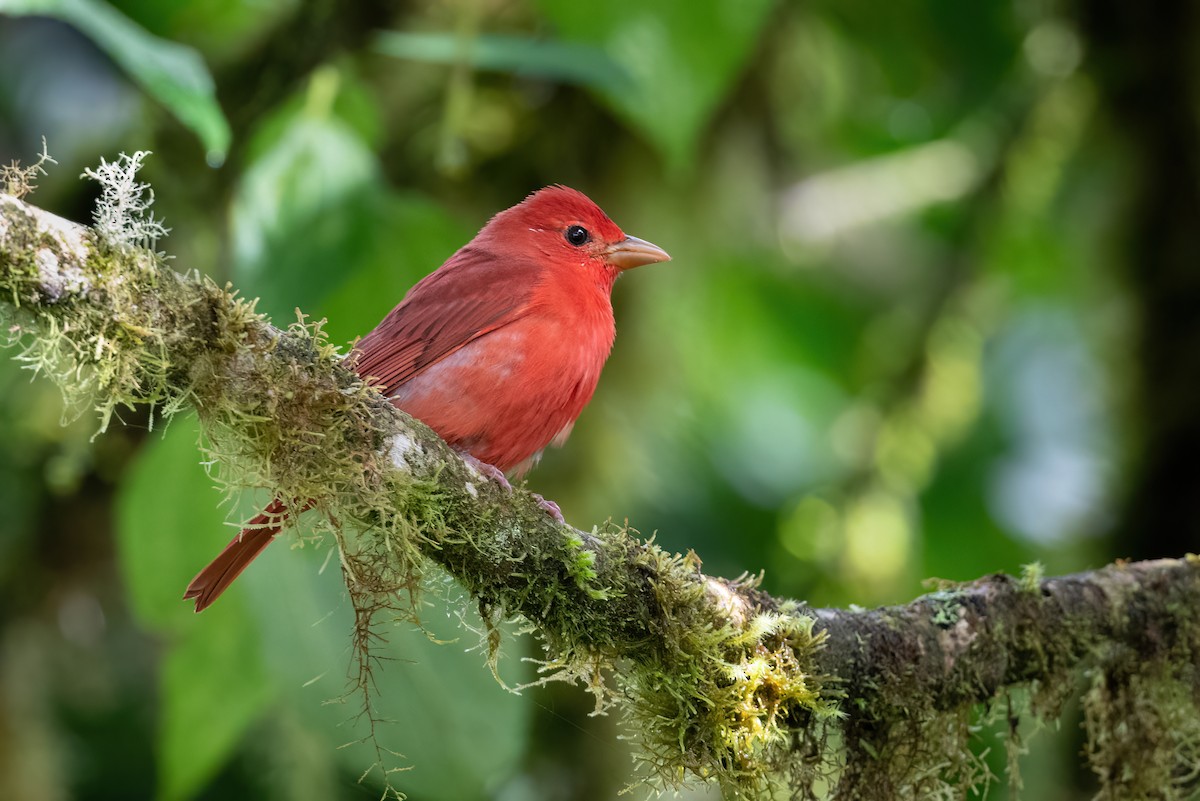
top-left (2, 177), bottom-right (1199, 800)
top-left (1, 137), bottom-right (56, 198)
top-left (80, 151), bottom-right (170, 253)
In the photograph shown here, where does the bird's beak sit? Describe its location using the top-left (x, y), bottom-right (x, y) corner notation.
top-left (604, 235), bottom-right (671, 270)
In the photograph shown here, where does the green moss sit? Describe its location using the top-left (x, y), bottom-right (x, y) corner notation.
top-left (609, 555), bottom-right (838, 795)
top-left (2, 211), bottom-right (179, 431)
top-left (435, 513), bottom-right (840, 794)
top-left (1018, 562), bottom-right (1044, 593)
top-left (562, 528), bottom-right (610, 600)
top-left (1084, 666), bottom-right (1200, 800)
top-left (928, 590), bottom-right (964, 628)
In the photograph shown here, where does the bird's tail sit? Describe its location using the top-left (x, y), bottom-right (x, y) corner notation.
top-left (184, 498), bottom-right (293, 612)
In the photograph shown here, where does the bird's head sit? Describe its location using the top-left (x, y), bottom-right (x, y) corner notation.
top-left (481, 185), bottom-right (670, 284)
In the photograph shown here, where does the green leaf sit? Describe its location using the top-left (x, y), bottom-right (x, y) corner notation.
top-left (158, 609), bottom-right (275, 801)
top-left (241, 540), bottom-right (533, 799)
top-left (114, 415), bottom-right (232, 632)
top-left (115, 416), bottom-right (276, 800)
top-left (317, 192), bottom-right (471, 343)
top-left (533, 0), bottom-right (775, 170)
top-left (229, 76), bottom-right (467, 337)
top-left (373, 31), bottom-right (630, 92)
top-left (0, 0), bottom-right (231, 162)
top-left (117, 416), bottom-right (530, 798)
top-left (230, 101), bottom-right (383, 322)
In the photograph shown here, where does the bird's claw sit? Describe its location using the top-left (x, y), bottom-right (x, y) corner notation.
top-left (533, 494), bottom-right (565, 524)
top-left (459, 452), bottom-right (563, 523)
top-left (461, 452), bottom-right (512, 490)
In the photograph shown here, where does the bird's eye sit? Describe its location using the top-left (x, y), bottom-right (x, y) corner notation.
top-left (565, 225), bottom-right (590, 246)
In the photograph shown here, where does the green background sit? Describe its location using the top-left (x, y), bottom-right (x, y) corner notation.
top-left (0, 0), bottom-right (1196, 798)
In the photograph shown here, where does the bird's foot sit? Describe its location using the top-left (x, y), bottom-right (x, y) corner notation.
top-left (532, 494), bottom-right (565, 524)
top-left (458, 452), bottom-right (563, 524)
top-left (460, 452), bottom-right (513, 490)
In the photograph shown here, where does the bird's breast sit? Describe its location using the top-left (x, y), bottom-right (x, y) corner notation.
top-left (388, 292), bottom-right (615, 473)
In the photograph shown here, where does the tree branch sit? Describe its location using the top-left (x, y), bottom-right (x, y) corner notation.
top-left (2, 191), bottom-right (1197, 799)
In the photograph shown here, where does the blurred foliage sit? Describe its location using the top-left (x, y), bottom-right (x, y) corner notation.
top-left (0, 0), bottom-right (1190, 798)
top-left (0, 0), bottom-right (230, 161)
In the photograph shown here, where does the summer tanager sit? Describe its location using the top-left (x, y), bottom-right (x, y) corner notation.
top-left (183, 185), bottom-right (670, 611)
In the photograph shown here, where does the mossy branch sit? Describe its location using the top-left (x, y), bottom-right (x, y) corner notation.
top-left (814, 558), bottom-right (1200, 798)
top-left (2, 191), bottom-right (1198, 800)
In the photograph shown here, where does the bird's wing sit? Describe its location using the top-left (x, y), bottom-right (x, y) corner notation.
top-left (351, 246), bottom-right (539, 391)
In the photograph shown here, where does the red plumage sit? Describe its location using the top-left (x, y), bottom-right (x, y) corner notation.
top-left (183, 186), bottom-right (669, 611)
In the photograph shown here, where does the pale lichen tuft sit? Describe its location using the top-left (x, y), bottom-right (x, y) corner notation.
top-left (1, 138), bottom-right (56, 199)
top-left (81, 151), bottom-right (169, 252)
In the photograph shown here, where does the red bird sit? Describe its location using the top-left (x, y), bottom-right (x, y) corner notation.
top-left (183, 186), bottom-right (670, 611)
